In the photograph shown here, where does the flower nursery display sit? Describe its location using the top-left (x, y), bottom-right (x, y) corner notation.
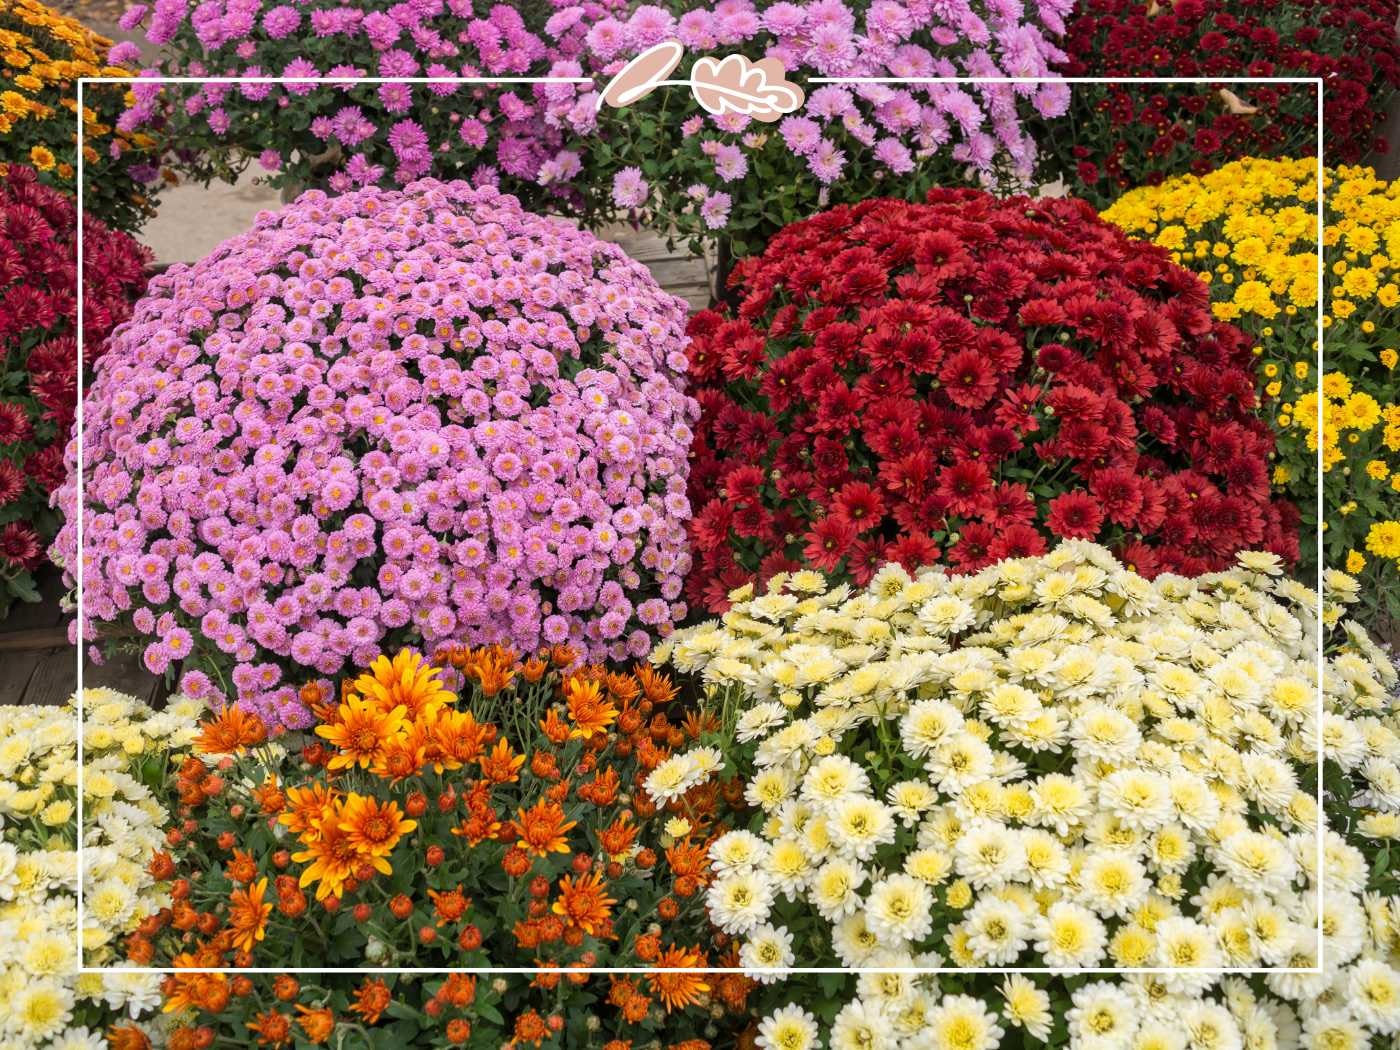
top-left (582, 0), bottom-right (1074, 260)
top-left (0, 693), bottom-right (201, 1048)
top-left (0, 163), bottom-right (149, 617)
top-left (1103, 157), bottom-right (1400, 626)
top-left (1046, 0), bottom-right (1400, 207)
top-left (0, 0), bottom-right (162, 231)
top-left (114, 0), bottom-right (624, 213)
top-left (654, 541), bottom-right (1400, 1047)
top-left (52, 178), bottom-right (698, 726)
top-left (141, 646), bottom-right (755, 1048)
top-left (684, 188), bottom-right (1299, 613)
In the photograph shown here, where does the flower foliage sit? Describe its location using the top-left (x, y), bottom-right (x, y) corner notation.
top-left (52, 179), bottom-right (696, 727)
top-left (0, 693), bottom-right (201, 1048)
top-left (0, 163), bottom-right (148, 614)
top-left (583, 0), bottom-right (1073, 256)
top-left (1048, 0), bottom-right (1400, 206)
top-left (657, 542), bottom-right (1400, 1047)
top-left (0, 0), bottom-right (161, 230)
top-left (143, 647), bottom-right (753, 1048)
top-left (1104, 158), bottom-right (1400, 623)
top-left (117, 0), bottom-right (623, 212)
top-left (684, 189), bottom-right (1297, 612)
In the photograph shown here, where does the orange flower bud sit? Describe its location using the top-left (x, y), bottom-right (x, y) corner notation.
top-left (658, 897), bottom-right (679, 920)
top-left (419, 926), bottom-right (436, 945)
top-left (426, 845), bottom-right (445, 867)
top-left (389, 894), bottom-right (413, 919)
top-left (458, 924), bottom-right (482, 951)
top-left (424, 999), bottom-right (442, 1018)
top-left (405, 791), bottom-right (428, 817)
top-left (216, 832), bottom-right (235, 851)
top-left (273, 975), bottom-right (299, 1001)
top-left (635, 848), bottom-right (657, 869)
top-left (353, 903), bottom-right (372, 923)
top-left (322, 895), bottom-right (341, 913)
top-left (446, 1018), bottom-right (471, 1044)
top-left (273, 850), bottom-right (290, 869)
top-left (529, 876), bottom-right (550, 899)
top-left (437, 789), bottom-right (456, 813)
top-left (232, 976), bottom-right (254, 997)
top-left (229, 804), bottom-right (245, 818)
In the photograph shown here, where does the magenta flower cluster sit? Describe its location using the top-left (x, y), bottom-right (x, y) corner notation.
top-left (587, 0), bottom-right (1074, 220)
top-left (116, 0), bottom-right (622, 208)
top-left (52, 180), bottom-right (697, 729)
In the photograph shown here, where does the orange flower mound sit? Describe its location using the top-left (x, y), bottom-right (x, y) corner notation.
top-left (228, 877), bottom-right (271, 953)
top-left (552, 869), bottom-right (616, 936)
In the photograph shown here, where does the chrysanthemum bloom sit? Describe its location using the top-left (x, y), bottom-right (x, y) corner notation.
top-left (0, 164), bottom-right (148, 614)
top-left (685, 190), bottom-right (1297, 609)
top-left (54, 180), bottom-right (696, 727)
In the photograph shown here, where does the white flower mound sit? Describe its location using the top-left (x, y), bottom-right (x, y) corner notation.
top-left (652, 542), bottom-right (1400, 1049)
top-left (0, 693), bottom-right (201, 1048)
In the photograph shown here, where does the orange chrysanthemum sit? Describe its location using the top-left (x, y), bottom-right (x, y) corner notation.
top-left (551, 869), bottom-right (616, 936)
top-left (292, 801), bottom-right (365, 900)
top-left (246, 1009), bottom-right (292, 1048)
top-left (161, 959), bottom-right (230, 1014)
top-left (338, 794), bottom-right (415, 865)
top-left (195, 705), bottom-right (267, 755)
top-left (479, 738), bottom-right (525, 784)
top-left (466, 645), bottom-right (517, 697)
top-left (634, 664), bottom-right (679, 704)
top-left (316, 695), bottom-right (407, 770)
top-left (512, 1010), bottom-right (550, 1047)
top-left (514, 798), bottom-right (576, 857)
top-left (349, 978), bottom-right (392, 1025)
top-left (646, 945), bottom-right (710, 1013)
top-left (427, 708), bottom-right (490, 772)
top-left (277, 782), bottom-right (339, 838)
top-left (371, 719), bottom-right (428, 781)
top-left (598, 813), bottom-right (640, 859)
top-left (295, 1005), bottom-right (335, 1044)
top-left (563, 676), bottom-right (618, 740)
top-left (353, 649), bottom-right (455, 721)
top-left (228, 877), bottom-right (272, 954)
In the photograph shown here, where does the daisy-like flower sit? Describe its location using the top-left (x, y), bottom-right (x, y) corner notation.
top-left (315, 695), bottom-right (408, 770)
top-left (827, 796), bottom-right (896, 861)
top-left (706, 870), bottom-right (776, 934)
top-left (353, 649), bottom-right (455, 721)
top-left (999, 975), bottom-right (1052, 1041)
top-left (927, 994), bottom-right (1005, 1050)
top-left (865, 873), bottom-right (934, 944)
top-left (756, 1004), bottom-right (821, 1050)
top-left (963, 895), bottom-right (1031, 965)
top-left (227, 877), bottom-right (272, 954)
top-left (809, 857), bottom-right (868, 921)
top-left (1034, 900), bottom-right (1107, 968)
top-left (739, 923), bottom-right (795, 982)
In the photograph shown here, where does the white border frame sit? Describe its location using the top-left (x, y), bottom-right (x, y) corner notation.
top-left (73, 73), bottom-right (1326, 976)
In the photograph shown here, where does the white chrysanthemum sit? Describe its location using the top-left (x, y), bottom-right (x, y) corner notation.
top-left (927, 994), bottom-right (1005, 1050)
top-left (899, 699), bottom-right (965, 758)
top-left (764, 837), bottom-right (812, 897)
top-left (706, 870), bottom-right (775, 935)
top-left (1078, 850), bottom-right (1151, 919)
top-left (809, 857), bottom-right (868, 921)
top-left (999, 974), bottom-right (1052, 1041)
top-left (1071, 703), bottom-right (1142, 763)
top-left (746, 766), bottom-right (797, 812)
top-left (1031, 773), bottom-right (1093, 835)
top-left (1345, 958), bottom-right (1400, 1034)
top-left (1067, 982), bottom-right (1138, 1050)
top-left (887, 780), bottom-right (938, 826)
top-left (963, 895), bottom-right (1030, 965)
top-left (827, 796), bottom-right (896, 861)
top-left (801, 755), bottom-right (873, 811)
top-left (756, 1004), bottom-right (821, 1050)
top-left (710, 830), bottom-right (771, 875)
top-left (1099, 769), bottom-right (1174, 831)
top-left (831, 912), bottom-right (884, 967)
top-left (1034, 900), bottom-right (1107, 967)
top-left (830, 998), bottom-right (897, 1050)
top-left (737, 702), bottom-right (790, 742)
top-left (865, 873), bottom-right (934, 944)
top-left (953, 819), bottom-right (1027, 890)
top-left (1153, 916), bottom-right (1223, 994)
top-left (738, 923), bottom-right (794, 983)
top-left (925, 732), bottom-right (996, 793)
top-left (1216, 830), bottom-right (1298, 896)
top-left (644, 752), bottom-right (704, 804)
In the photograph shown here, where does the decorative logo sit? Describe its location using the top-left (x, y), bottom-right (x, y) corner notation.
top-left (597, 40), bottom-right (804, 123)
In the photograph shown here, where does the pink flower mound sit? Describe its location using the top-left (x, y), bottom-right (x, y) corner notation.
top-left (53, 179), bottom-right (697, 728)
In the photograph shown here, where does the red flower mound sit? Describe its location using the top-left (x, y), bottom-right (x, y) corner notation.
top-left (684, 190), bottom-right (1298, 612)
top-left (0, 165), bottom-right (148, 603)
top-left (1055, 0), bottom-right (1400, 204)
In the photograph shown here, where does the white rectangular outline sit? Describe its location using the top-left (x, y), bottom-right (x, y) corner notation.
top-left (72, 73), bottom-right (1326, 975)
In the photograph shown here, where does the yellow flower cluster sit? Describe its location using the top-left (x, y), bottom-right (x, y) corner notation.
top-left (0, 0), bottom-right (150, 196)
top-left (660, 544), bottom-right (1400, 1047)
top-left (0, 691), bottom-right (199, 1047)
top-left (1104, 158), bottom-right (1400, 618)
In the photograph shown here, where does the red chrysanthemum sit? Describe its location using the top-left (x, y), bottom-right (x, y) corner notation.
top-left (0, 165), bottom-right (150, 605)
top-left (684, 190), bottom-right (1296, 609)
